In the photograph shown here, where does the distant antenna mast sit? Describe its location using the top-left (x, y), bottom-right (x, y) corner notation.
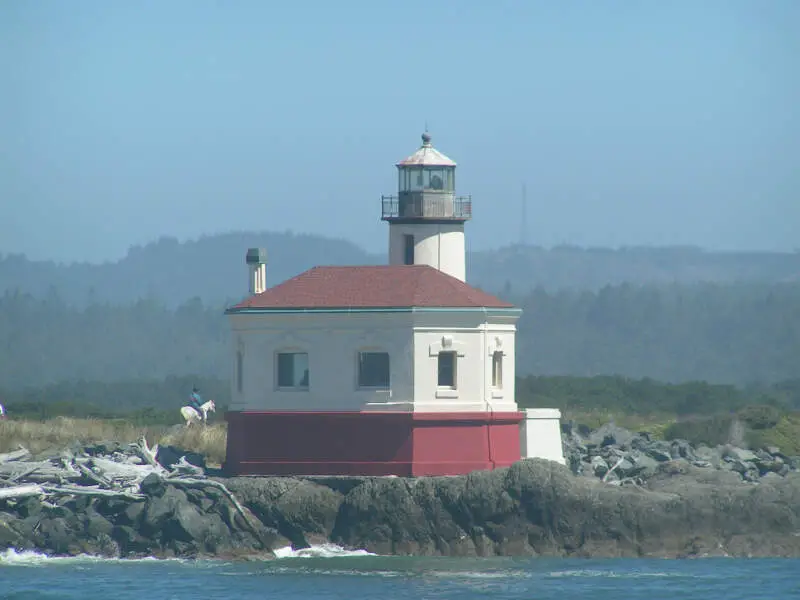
top-left (520, 182), bottom-right (528, 246)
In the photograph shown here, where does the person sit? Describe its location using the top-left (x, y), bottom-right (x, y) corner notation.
top-left (0, 402), bottom-right (5, 420)
top-left (188, 387), bottom-right (203, 419)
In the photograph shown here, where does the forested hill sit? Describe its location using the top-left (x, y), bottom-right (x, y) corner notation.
top-left (1, 232), bottom-right (798, 307)
top-left (1, 281), bottom-right (798, 389)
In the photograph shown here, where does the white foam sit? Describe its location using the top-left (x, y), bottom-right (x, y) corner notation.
top-left (426, 570), bottom-right (520, 579)
top-left (548, 569), bottom-right (677, 579)
top-left (0, 548), bottom-right (178, 566)
top-left (272, 544), bottom-right (376, 559)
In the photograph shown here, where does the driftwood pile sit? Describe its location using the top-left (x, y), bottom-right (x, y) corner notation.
top-left (0, 438), bottom-right (195, 501)
top-left (0, 438), bottom-right (260, 538)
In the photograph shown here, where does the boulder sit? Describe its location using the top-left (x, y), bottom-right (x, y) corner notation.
top-left (155, 445), bottom-right (207, 472)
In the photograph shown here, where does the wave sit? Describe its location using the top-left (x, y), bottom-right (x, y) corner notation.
top-left (547, 569), bottom-right (690, 579)
top-left (0, 544), bottom-right (373, 567)
top-left (272, 544), bottom-right (377, 559)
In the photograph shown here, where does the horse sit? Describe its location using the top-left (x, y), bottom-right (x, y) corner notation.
top-left (180, 399), bottom-right (216, 427)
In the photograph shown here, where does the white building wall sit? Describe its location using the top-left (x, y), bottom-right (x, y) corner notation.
top-left (229, 312), bottom-right (415, 412)
top-left (388, 223), bottom-right (466, 281)
top-left (229, 309), bottom-right (521, 414)
top-left (411, 313), bottom-right (518, 413)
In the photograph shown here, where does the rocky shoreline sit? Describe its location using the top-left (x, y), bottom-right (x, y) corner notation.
top-left (1, 429), bottom-right (799, 559)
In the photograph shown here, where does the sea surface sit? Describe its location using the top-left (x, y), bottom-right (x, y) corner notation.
top-left (1, 545), bottom-right (798, 600)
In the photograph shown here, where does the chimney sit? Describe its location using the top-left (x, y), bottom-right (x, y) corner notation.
top-left (245, 248), bottom-right (267, 295)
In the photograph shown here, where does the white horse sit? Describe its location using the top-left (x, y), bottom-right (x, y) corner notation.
top-left (180, 399), bottom-right (216, 427)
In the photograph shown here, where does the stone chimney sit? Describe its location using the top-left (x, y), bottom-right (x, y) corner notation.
top-left (246, 248), bottom-right (267, 295)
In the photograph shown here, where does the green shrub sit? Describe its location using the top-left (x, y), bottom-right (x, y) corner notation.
top-left (737, 404), bottom-right (781, 430)
top-left (663, 413), bottom-right (736, 447)
top-left (746, 413), bottom-right (800, 455)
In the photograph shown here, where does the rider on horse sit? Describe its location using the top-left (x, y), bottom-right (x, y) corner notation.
top-left (188, 387), bottom-right (203, 419)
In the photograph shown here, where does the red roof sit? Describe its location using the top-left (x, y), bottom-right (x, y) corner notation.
top-left (229, 265), bottom-right (515, 310)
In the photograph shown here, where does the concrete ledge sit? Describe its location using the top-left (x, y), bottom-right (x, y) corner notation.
top-left (524, 408), bottom-right (563, 420)
top-left (520, 407), bottom-right (565, 465)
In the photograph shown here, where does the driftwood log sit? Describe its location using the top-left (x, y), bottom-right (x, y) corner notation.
top-left (0, 438), bottom-right (254, 532)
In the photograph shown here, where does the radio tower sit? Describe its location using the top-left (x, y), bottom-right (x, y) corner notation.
top-left (520, 182), bottom-right (528, 246)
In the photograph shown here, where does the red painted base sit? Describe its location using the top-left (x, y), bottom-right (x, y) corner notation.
top-left (224, 411), bottom-right (523, 477)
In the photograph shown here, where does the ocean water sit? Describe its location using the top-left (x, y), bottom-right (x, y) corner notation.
top-left (1, 545), bottom-right (798, 600)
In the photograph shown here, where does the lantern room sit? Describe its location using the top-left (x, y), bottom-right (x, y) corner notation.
top-left (382, 132), bottom-right (471, 223)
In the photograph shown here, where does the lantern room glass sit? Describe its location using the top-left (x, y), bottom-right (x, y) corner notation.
top-left (399, 166), bottom-right (454, 193)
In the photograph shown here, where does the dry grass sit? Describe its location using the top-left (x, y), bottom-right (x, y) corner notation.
top-left (564, 410), bottom-right (676, 439)
top-left (158, 423), bottom-right (228, 466)
top-left (0, 418), bottom-right (228, 467)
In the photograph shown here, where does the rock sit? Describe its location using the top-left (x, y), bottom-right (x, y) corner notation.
top-left (140, 473), bottom-right (166, 497)
top-left (587, 423), bottom-right (636, 449)
top-left (755, 457), bottom-right (785, 476)
top-left (693, 445), bottom-right (722, 466)
top-left (670, 439), bottom-right (697, 461)
top-left (34, 517), bottom-right (76, 555)
top-left (156, 445), bottom-right (206, 472)
top-left (224, 477), bottom-right (344, 550)
top-left (85, 509), bottom-right (114, 539)
top-left (626, 453), bottom-right (660, 478)
top-left (724, 446), bottom-right (758, 462)
top-left (590, 456), bottom-right (609, 477)
top-left (140, 486), bottom-right (188, 537)
top-left (83, 441), bottom-right (125, 456)
top-left (644, 446), bottom-right (673, 463)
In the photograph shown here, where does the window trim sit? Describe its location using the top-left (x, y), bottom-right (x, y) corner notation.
top-left (275, 350), bottom-right (310, 391)
top-left (428, 336), bottom-right (465, 398)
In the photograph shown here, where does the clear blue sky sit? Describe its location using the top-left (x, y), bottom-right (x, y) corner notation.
top-left (1, 0), bottom-right (798, 263)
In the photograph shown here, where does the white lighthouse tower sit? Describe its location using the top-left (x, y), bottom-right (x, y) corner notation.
top-left (381, 132), bottom-right (471, 281)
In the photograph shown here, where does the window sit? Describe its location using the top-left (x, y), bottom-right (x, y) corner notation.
top-left (492, 351), bottom-right (503, 389)
top-left (236, 349), bottom-right (244, 394)
top-left (358, 352), bottom-right (390, 388)
top-left (277, 352), bottom-right (309, 389)
top-left (437, 351), bottom-right (457, 388)
top-left (403, 234), bottom-right (415, 265)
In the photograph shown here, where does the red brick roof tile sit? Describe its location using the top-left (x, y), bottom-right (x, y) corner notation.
top-left (229, 265), bottom-right (514, 310)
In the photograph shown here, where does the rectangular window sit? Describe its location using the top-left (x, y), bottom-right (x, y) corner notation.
top-left (437, 351), bottom-right (457, 388)
top-left (236, 350), bottom-right (244, 394)
top-left (358, 352), bottom-right (390, 388)
top-left (277, 352), bottom-right (309, 388)
top-left (403, 234), bottom-right (415, 265)
top-left (492, 351), bottom-right (503, 389)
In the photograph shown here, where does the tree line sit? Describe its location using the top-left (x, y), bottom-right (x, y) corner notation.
top-left (1, 281), bottom-right (798, 389)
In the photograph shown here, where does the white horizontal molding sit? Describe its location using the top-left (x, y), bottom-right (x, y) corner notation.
top-left (428, 335), bottom-right (467, 357)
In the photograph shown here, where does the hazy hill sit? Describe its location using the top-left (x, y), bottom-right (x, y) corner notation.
top-left (1, 232), bottom-right (798, 307)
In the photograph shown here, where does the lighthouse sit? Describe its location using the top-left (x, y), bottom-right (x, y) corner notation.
top-left (381, 132), bottom-right (471, 281)
top-left (221, 131), bottom-right (564, 477)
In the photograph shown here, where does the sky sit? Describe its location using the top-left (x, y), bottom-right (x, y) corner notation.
top-left (1, 0), bottom-right (798, 264)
